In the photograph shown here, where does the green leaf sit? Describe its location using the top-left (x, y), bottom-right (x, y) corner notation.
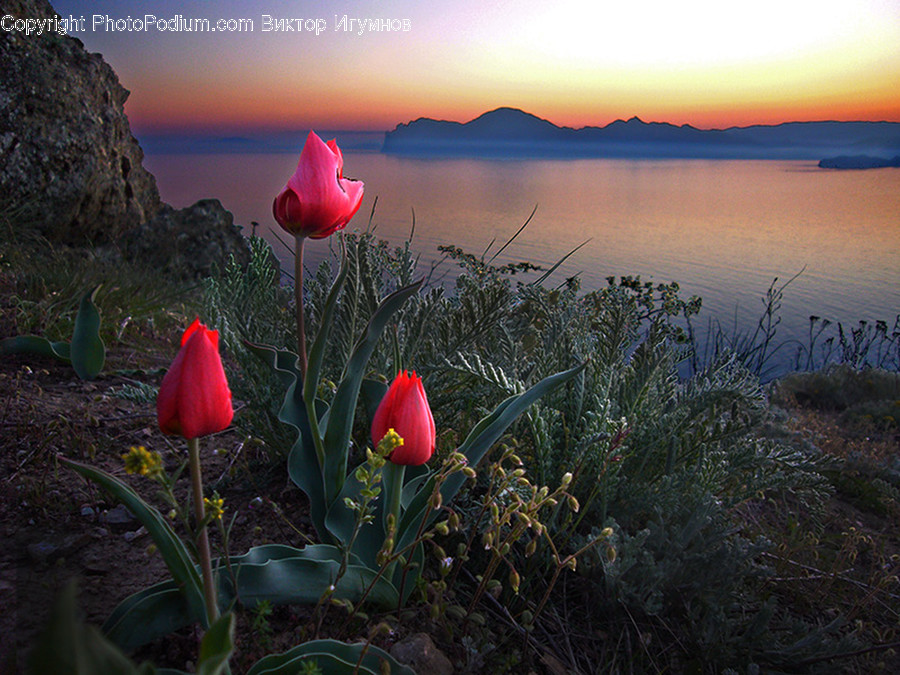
top-left (197, 613), bottom-right (235, 675)
top-left (244, 343), bottom-right (303, 392)
top-left (103, 582), bottom-right (190, 651)
top-left (27, 581), bottom-right (158, 675)
top-left (221, 544), bottom-right (398, 609)
top-left (0, 334), bottom-right (71, 361)
top-left (246, 342), bottom-right (330, 540)
top-left (103, 545), bottom-right (398, 651)
top-left (360, 378), bottom-right (388, 425)
top-left (71, 284), bottom-right (105, 380)
top-left (304, 242), bottom-right (350, 407)
top-left (322, 279), bottom-right (423, 524)
top-left (60, 458), bottom-right (206, 624)
top-left (246, 639), bottom-right (416, 675)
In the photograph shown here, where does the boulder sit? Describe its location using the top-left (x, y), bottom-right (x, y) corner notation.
top-left (1, 0), bottom-right (160, 244)
top-left (123, 199), bottom-right (250, 279)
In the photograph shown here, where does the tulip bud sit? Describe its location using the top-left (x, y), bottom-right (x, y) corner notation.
top-left (157, 319), bottom-right (233, 440)
top-left (372, 371), bottom-right (436, 466)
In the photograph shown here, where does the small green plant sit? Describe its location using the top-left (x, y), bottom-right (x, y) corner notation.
top-left (2, 285), bottom-right (105, 380)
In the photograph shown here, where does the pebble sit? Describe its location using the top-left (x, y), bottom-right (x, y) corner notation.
top-left (123, 526), bottom-right (147, 542)
top-left (100, 504), bottom-right (135, 527)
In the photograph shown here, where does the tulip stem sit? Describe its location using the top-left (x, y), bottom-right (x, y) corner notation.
top-left (188, 437), bottom-right (219, 626)
top-left (294, 235), bottom-right (308, 381)
top-left (383, 462), bottom-right (406, 582)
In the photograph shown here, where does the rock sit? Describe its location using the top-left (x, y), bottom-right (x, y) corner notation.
top-left (26, 533), bottom-right (89, 562)
top-left (122, 199), bottom-right (250, 279)
top-left (26, 540), bottom-right (59, 562)
top-left (390, 633), bottom-right (454, 675)
top-left (123, 525), bottom-right (147, 542)
top-left (99, 503), bottom-right (135, 528)
top-left (0, 0), bottom-right (160, 244)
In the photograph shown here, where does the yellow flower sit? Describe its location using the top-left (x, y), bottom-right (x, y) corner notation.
top-left (375, 428), bottom-right (404, 457)
top-left (122, 446), bottom-right (163, 478)
top-left (204, 494), bottom-right (225, 520)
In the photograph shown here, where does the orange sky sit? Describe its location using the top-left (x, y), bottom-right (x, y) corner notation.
top-left (52, 0), bottom-right (900, 132)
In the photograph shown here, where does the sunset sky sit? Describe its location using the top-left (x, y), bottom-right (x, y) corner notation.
top-left (50, 0), bottom-right (900, 133)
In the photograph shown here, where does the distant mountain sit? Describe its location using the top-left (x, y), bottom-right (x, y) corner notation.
top-left (382, 108), bottom-right (900, 159)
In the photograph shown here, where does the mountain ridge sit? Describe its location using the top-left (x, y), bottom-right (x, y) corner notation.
top-left (382, 107), bottom-right (900, 159)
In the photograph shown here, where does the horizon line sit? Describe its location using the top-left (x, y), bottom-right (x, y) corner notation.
top-left (132, 107), bottom-right (900, 138)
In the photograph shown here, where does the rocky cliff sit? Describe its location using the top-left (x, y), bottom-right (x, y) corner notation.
top-left (1, 0), bottom-right (160, 244)
top-left (1, 0), bottom-right (249, 277)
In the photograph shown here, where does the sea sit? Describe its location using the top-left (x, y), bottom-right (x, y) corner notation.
top-left (144, 150), bottom-right (900, 378)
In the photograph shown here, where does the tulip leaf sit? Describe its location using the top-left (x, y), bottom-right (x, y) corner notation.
top-left (60, 458), bottom-right (206, 625)
top-left (322, 279), bottom-right (423, 513)
top-left (243, 342), bottom-right (303, 392)
top-left (398, 539), bottom-right (426, 605)
top-left (0, 334), bottom-right (72, 361)
top-left (360, 378), bottom-right (388, 425)
top-left (103, 545), bottom-right (398, 651)
top-left (103, 582), bottom-right (191, 652)
top-left (398, 362), bottom-right (587, 550)
top-left (196, 613), bottom-right (235, 675)
top-left (245, 639), bottom-right (416, 675)
top-left (70, 284), bottom-right (105, 380)
top-left (27, 581), bottom-right (158, 675)
top-left (245, 341), bottom-right (331, 538)
top-left (304, 241), bottom-right (350, 407)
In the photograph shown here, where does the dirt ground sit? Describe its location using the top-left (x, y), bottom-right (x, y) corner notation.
top-left (0, 343), bottom-right (320, 673)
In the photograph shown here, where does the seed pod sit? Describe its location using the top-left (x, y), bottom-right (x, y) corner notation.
top-left (430, 489), bottom-right (443, 510)
top-left (446, 605), bottom-right (467, 621)
top-left (509, 568), bottom-right (520, 593)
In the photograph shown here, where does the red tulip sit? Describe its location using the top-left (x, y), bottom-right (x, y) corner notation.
top-left (372, 371), bottom-right (436, 466)
top-left (157, 318), bottom-right (233, 440)
top-left (273, 131), bottom-right (364, 239)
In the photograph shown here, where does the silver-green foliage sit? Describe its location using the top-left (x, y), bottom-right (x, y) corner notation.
top-left (203, 231), bottom-right (835, 667)
top-left (202, 237), bottom-right (295, 453)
